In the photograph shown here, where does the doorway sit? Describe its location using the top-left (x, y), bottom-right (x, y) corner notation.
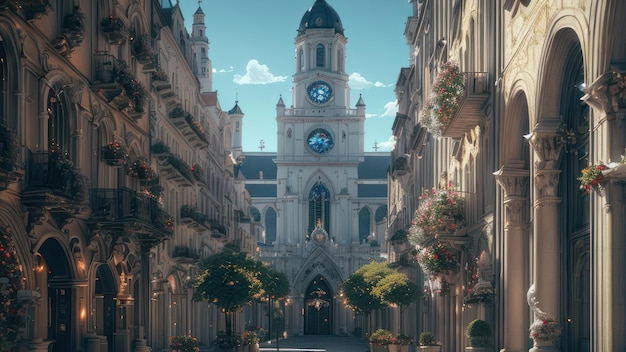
top-left (304, 275), bottom-right (332, 335)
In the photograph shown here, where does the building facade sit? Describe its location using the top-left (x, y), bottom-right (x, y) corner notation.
top-left (0, 0), bottom-right (253, 351)
top-left (389, 0), bottom-right (626, 351)
top-left (239, 0), bottom-right (389, 338)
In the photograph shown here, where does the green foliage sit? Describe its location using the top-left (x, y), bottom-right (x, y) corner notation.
top-left (415, 242), bottom-right (459, 276)
top-left (0, 121), bottom-right (19, 171)
top-left (371, 272), bottom-right (420, 308)
top-left (466, 319), bottom-right (492, 347)
top-left (408, 183), bottom-right (465, 245)
top-left (422, 60), bottom-right (465, 136)
top-left (340, 261), bottom-right (394, 315)
top-left (419, 331), bottom-right (437, 346)
top-left (151, 140), bottom-right (171, 154)
top-left (394, 334), bottom-right (413, 345)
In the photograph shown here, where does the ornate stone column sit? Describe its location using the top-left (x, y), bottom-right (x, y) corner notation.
top-left (582, 71), bottom-right (626, 352)
top-left (526, 118), bottom-right (563, 351)
top-left (494, 166), bottom-right (529, 352)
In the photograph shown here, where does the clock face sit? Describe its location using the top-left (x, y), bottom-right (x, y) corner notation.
top-left (307, 128), bottom-right (334, 154)
top-left (307, 81), bottom-right (333, 105)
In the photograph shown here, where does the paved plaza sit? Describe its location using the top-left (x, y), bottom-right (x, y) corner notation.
top-left (259, 336), bottom-right (369, 352)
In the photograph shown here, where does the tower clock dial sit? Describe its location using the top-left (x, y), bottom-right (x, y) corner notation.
top-left (307, 81), bottom-right (333, 105)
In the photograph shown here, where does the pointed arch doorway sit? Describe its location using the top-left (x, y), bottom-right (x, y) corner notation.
top-left (304, 275), bottom-right (333, 335)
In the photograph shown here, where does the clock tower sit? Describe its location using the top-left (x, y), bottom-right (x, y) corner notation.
top-left (275, 0), bottom-right (366, 245)
top-left (241, 0), bottom-right (388, 337)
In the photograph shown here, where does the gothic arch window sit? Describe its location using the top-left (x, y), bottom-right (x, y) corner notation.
top-left (358, 207), bottom-right (371, 243)
top-left (264, 207), bottom-right (277, 244)
top-left (201, 47), bottom-right (206, 58)
top-left (48, 87), bottom-right (70, 155)
top-left (308, 181), bottom-right (330, 234)
top-left (316, 44), bottom-right (325, 68)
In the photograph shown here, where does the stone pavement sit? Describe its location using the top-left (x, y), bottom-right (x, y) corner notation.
top-left (259, 336), bottom-right (369, 352)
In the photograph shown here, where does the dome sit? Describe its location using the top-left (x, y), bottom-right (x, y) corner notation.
top-left (298, 0), bottom-right (344, 36)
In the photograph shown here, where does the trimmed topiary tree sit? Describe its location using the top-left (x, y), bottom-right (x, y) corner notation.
top-left (466, 319), bottom-right (492, 347)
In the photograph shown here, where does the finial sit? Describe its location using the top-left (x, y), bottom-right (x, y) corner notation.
top-left (258, 139), bottom-right (265, 151)
top-left (373, 140), bottom-right (379, 151)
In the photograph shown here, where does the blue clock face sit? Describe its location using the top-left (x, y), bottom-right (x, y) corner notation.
top-left (307, 81), bottom-right (333, 105)
top-left (307, 129), bottom-right (334, 154)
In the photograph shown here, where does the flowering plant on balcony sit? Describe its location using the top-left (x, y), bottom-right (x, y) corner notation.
top-left (127, 157), bottom-right (153, 180)
top-left (0, 121), bottom-right (20, 172)
top-left (101, 16), bottom-right (126, 45)
top-left (408, 182), bottom-right (465, 245)
top-left (130, 33), bottom-right (155, 63)
top-left (529, 317), bottom-right (561, 343)
top-left (101, 141), bottom-right (127, 166)
top-left (0, 228), bottom-right (27, 350)
top-left (49, 142), bottom-right (88, 203)
top-left (422, 60), bottom-right (465, 136)
top-left (152, 68), bottom-right (168, 82)
top-left (577, 164), bottom-right (606, 193)
top-left (464, 283), bottom-right (495, 305)
top-left (191, 163), bottom-right (204, 182)
top-left (415, 242), bottom-right (459, 277)
top-left (170, 334), bottom-right (200, 352)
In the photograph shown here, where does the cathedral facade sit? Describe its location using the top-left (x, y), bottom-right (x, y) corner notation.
top-left (239, 0), bottom-right (389, 337)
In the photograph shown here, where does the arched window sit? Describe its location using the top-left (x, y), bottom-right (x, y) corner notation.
top-left (337, 49), bottom-right (343, 72)
top-left (201, 48), bottom-right (206, 58)
top-left (264, 207), bottom-right (277, 244)
top-left (299, 48), bottom-right (304, 71)
top-left (358, 208), bottom-right (371, 243)
top-left (316, 44), bottom-right (325, 68)
top-left (308, 182), bottom-right (330, 234)
top-left (199, 29), bottom-right (203, 37)
top-left (48, 88), bottom-right (70, 154)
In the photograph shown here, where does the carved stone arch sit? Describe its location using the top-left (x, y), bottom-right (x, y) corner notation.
top-left (166, 269), bottom-right (185, 295)
top-left (32, 234), bottom-right (74, 279)
top-left (501, 87), bottom-right (531, 167)
top-left (536, 10), bottom-right (588, 123)
top-left (304, 169), bottom-right (336, 196)
top-left (127, 4), bottom-right (150, 36)
top-left (292, 247), bottom-right (344, 298)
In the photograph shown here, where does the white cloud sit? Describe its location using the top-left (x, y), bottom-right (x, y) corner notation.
top-left (376, 136), bottom-right (396, 151)
top-left (382, 100), bottom-right (398, 117)
top-left (349, 72), bottom-right (388, 90)
top-left (233, 60), bottom-right (287, 85)
top-left (213, 66), bottom-right (234, 73)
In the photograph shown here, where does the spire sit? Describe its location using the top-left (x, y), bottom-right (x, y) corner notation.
top-left (356, 94), bottom-right (366, 106)
top-left (276, 95), bottom-right (285, 107)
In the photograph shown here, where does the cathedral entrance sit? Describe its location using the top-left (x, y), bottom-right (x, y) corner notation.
top-left (304, 275), bottom-right (332, 335)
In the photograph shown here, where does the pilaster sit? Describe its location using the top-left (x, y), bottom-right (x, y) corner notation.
top-left (494, 166), bottom-right (529, 352)
top-left (527, 120), bottom-right (563, 351)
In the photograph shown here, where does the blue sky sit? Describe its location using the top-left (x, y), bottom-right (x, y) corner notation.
top-left (180, 0), bottom-right (412, 152)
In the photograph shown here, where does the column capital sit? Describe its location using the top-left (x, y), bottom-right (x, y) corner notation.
top-left (535, 169), bottom-right (561, 199)
top-left (582, 71), bottom-right (626, 114)
top-left (525, 119), bottom-right (564, 170)
top-left (494, 166), bottom-right (529, 198)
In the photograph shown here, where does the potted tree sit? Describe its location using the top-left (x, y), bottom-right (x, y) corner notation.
top-left (369, 329), bottom-right (393, 352)
top-left (418, 332), bottom-right (440, 352)
top-left (466, 319), bottom-right (493, 351)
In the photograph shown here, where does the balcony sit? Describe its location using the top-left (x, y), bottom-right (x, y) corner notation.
top-left (156, 153), bottom-right (194, 187)
top-left (101, 16), bottom-right (127, 45)
top-left (22, 150), bottom-right (88, 213)
top-left (7, 0), bottom-right (52, 20)
top-left (441, 72), bottom-right (490, 139)
top-left (209, 220), bottom-right (227, 241)
top-left (180, 205), bottom-right (210, 232)
top-left (390, 154), bottom-right (411, 178)
top-left (89, 188), bottom-right (173, 244)
top-left (172, 246), bottom-right (200, 264)
top-left (179, 115), bottom-right (209, 150)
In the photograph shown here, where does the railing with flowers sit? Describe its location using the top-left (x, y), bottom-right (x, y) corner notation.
top-left (191, 163), bottom-right (204, 183)
top-left (130, 33), bottom-right (155, 64)
top-left (92, 55), bottom-right (145, 115)
top-left (415, 242), bottom-right (459, 276)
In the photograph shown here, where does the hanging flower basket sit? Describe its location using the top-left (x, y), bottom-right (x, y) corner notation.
top-left (101, 141), bottom-right (127, 166)
top-left (408, 182), bottom-right (465, 245)
top-left (422, 60), bottom-right (465, 136)
top-left (127, 157), bottom-right (154, 180)
top-left (577, 164), bottom-right (606, 193)
top-left (101, 16), bottom-right (127, 45)
top-left (415, 242), bottom-right (459, 278)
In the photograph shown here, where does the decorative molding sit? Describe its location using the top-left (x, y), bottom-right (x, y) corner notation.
top-left (535, 169), bottom-right (561, 198)
top-left (526, 119), bottom-right (563, 170)
top-left (494, 167), bottom-right (529, 198)
top-left (582, 71), bottom-right (626, 114)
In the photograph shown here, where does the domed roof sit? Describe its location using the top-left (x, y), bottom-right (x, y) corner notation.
top-left (298, 0), bottom-right (344, 36)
